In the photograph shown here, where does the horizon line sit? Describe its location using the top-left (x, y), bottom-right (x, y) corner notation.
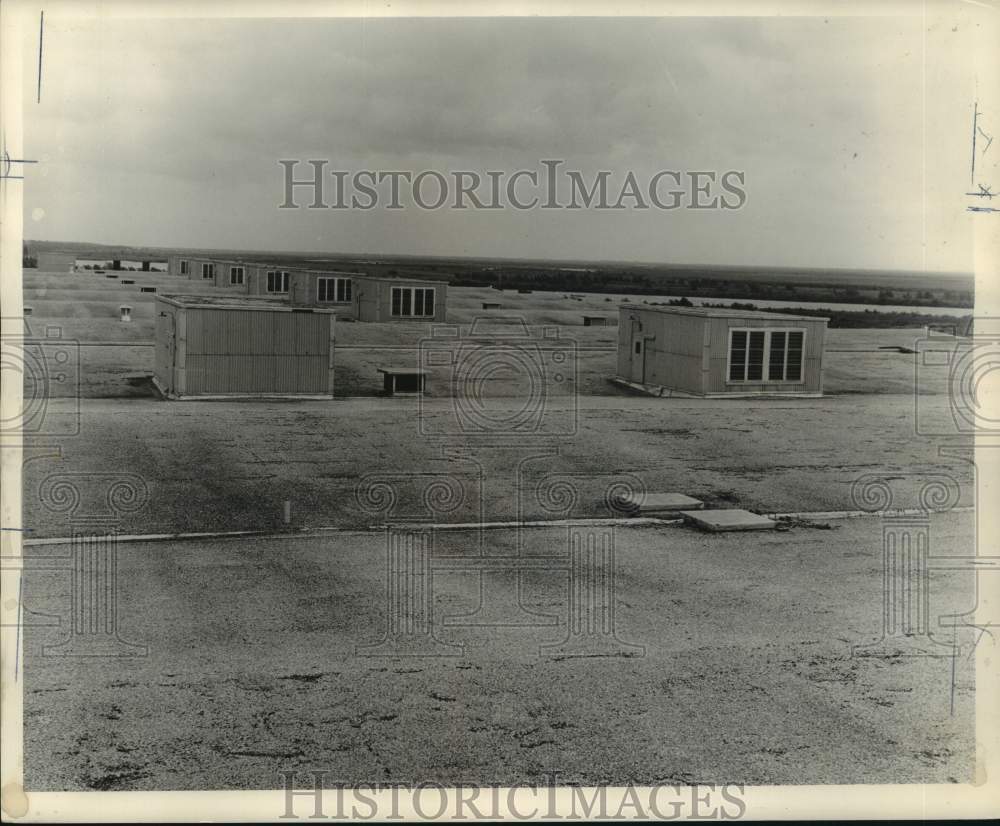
top-left (22, 239), bottom-right (975, 279)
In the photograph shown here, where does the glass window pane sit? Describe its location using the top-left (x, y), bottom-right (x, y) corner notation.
top-left (768, 331), bottom-right (786, 380)
top-left (424, 289), bottom-right (434, 316)
top-left (401, 289), bottom-right (412, 316)
top-left (786, 357), bottom-right (802, 381)
top-left (414, 289), bottom-right (424, 317)
top-left (786, 331), bottom-right (804, 381)
top-left (392, 289), bottom-right (401, 315)
top-left (729, 331), bottom-right (747, 381)
top-left (747, 331), bottom-right (765, 381)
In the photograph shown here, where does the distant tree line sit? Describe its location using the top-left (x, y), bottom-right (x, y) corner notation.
top-left (682, 300), bottom-right (973, 330)
top-left (450, 270), bottom-right (972, 309)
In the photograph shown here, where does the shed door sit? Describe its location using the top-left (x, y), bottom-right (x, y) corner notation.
top-left (166, 314), bottom-right (176, 368)
top-left (159, 310), bottom-right (176, 392)
top-left (630, 334), bottom-right (646, 383)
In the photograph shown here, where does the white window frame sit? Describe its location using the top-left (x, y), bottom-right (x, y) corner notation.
top-left (180, 260), bottom-right (189, 275)
top-left (201, 262), bottom-right (215, 279)
top-left (317, 276), bottom-right (352, 303)
top-left (266, 270), bottom-right (290, 293)
top-left (726, 327), bottom-right (806, 384)
top-left (391, 286), bottom-right (435, 318)
top-left (229, 266), bottom-right (245, 285)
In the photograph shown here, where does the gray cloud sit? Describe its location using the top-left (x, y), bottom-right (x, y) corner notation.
top-left (23, 14), bottom-right (974, 272)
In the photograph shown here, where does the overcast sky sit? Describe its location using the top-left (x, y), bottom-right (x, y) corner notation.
top-left (22, 14), bottom-right (984, 272)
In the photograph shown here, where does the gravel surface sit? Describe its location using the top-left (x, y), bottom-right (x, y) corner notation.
top-left (22, 514), bottom-right (975, 790)
top-left (23, 394), bottom-right (972, 539)
top-left (17, 271), bottom-right (978, 794)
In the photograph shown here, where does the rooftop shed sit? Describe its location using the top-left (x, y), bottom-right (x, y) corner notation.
top-left (353, 275), bottom-right (447, 323)
top-left (287, 270), bottom-right (361, 316)
top-left (618, 304), bottom-right (827, 397)
top-left (153, 294), bottom-right (335, 399)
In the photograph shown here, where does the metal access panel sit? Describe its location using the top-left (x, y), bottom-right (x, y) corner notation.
top-left (153, 296), bottom-right (335, 398)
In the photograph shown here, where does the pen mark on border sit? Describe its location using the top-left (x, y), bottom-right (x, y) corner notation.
top-left (0, 137), bottom-right (38, 181)
top-left (967, 101), bottom-right (996, 213)
top-left (971, 101), bottom-right (978, 187)
top-left (977, 125), bottom-right (993, 155)
top-left (964, 623), bottom-right (995, 660)
top-left (37, 11), bottom-right (44, 104)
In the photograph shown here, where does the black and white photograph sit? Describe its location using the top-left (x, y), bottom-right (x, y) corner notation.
top-left (1, 0), bottom-right (997, 821)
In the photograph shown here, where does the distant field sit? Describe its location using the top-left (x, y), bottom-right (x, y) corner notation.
top-left (18, 246), bottom-right (977, 795)
top-left (17, 262), bottom-right (975, 539)
top-left (25, 326), bottom-right (952, 400)
top-left (18, 271), bottom-right (964, 400)
top-left (25, 240), bottom-right (974, 308)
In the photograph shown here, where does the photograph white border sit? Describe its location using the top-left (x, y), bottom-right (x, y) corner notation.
top-left (1, 0), bottom-right (997, 821)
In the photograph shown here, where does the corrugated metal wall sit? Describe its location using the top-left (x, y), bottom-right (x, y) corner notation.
top-left (644, 311), bottom-right (708, 393)
top-left (153, 300), bottom-right (178, 391)
top-left (160, 305), bottom-right (333, 396)
top-left (617, 307), bottom-right (707, 393)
